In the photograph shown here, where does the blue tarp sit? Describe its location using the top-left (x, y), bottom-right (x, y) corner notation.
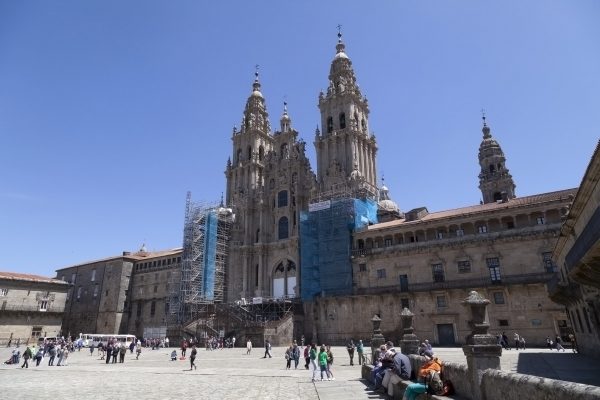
top-left (203, 210), bottom-right (218, 300)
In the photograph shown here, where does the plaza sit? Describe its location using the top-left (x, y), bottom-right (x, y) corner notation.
top-left (1, 345), bottom-right (599, 400)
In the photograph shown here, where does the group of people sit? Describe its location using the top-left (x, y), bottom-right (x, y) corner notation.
top-left (344, 339), bottom-right (365, 366)
top-left (371, 341), bottom-right (413, 396)
top-left (4, 338), bottom-right (74, 368)
top-left (497, 332), bottom-right (527, 350)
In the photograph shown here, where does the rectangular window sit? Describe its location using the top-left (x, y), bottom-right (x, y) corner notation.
top-left (39, 300), bottom-right (48, 311)
top-left (401, 298), bottom-right (410, 310)
top-left (0, 288), bottom-right (8, 296)
top-left (31, 327), bottom-right (42, 338)
top-left (359, 263), bottom-right (367, 272)
top-left (456, 229), bottom-right (464, 237)
top-left (155, 273), bottom-right (159, 281)
top-left (278, 190), bottom-right (288, 207)
top-left (493, 292), bottom-right (505, 304)
top-left (399, 274), bottom-right (408, 292)
top-left (478, 225), bottom-right (488, 233)
top-left (432, 264), bottom-right (445, 283)
top-left (177, 257), bottom-right (181, 263)
top-left (531, 319), bottom-right (542, 326)
top-left (457, 260), bottom-right (471, 273)
top-left (162, 259), bottom-right (166, 266)
top-left (487, 257), bottom-right (501, 283)
top-left (498, 319), bottom-right (509, 327)
top-left (536, 216), bottom-right (545, 225)
top-left (376, 269), bottom-right (386, 279)
top-left (436, 295), bottom-right (447, 308)
top-left (93, 285), bottom-right (98, 298)
top-left (150, 301), bottom-right (156, 317)
top-left (153, 285), bottom-right (158, 293)
top-left (71, 273), bottom-right (76, 284)
top-left (91, 269), bottom-right (96, 282)
top-left (384, 238), bottom-right (392, 247)
top-left (542, 252), bottom-right (555, 272)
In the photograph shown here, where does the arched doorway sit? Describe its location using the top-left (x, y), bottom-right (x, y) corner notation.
top-left (272, 259), bottom-right (297, 299)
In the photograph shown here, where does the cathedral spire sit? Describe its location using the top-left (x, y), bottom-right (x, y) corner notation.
top-left (478, 114), bottom-right (516, 203)
top-left (242, 66), bottom-right (270, 134)
top-left (280, 101), bottom-right (292, 133)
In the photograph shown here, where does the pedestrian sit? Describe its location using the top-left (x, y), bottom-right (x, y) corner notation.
top-left (304, 345), bottom-right (310, 369)
top-left (48, 343), bottom-right (56, 366)
top-left (105, 343), bottom-right (112, 364)
top-left (346, 339), bottom-right (355, 366)
top-left (129, 340), bottom-right (135, 354)
top-left (555, 335), bottom-right (565, 352)
top-left (285, 346), bottom-right (293, 369)
top-left (136, 345), bottom-right (142, 360)
top-left (309, 343), bottom-right (318, 382)
top-left (90, 343), bottom-right (95, 356)
top-left (189, 345), bottom-right (197, 370)
top-left (56, 345), bottom-right (64, 366)
top-left (546, 336), bottom-right (552, 350)
top-left (170, 350), bottom-right (177, 361)
top-left (357, 340), bottom-right (365, 365)
top-left (502, 332), bottom-right (511, 350)
top-left (263, 340), bottom-right (272, 358)
top-left (21, 346), bottom-right (32, 368)
top-left (98, 342), bottom-right (105, 359)
top-left (246, 339), bottom-right (252, 355)
top-left (292, 341), bottom-right (300, 369)
top-left (326, 345), bottom-right (335, 380)
top-left (34, 347), bottom-right (43, 367)
top-left (119, 344), bottom-right (127, 363)
top-left (514, 333), bottom-right (520, 350)
top-left (232, 337), bottom-right (236, 348)
top-left (181, 339), bottom-right (188, 357)
top-left (569, 333), bottom-right (578, 353)
top-left (520, 336), bottom-right (526, 350)
top-left (318, 345), bottom-right (329, 381)
top-left (165, 337), bottom-right (170, 348)
top-left (112, 343), bottom-right (118, 363)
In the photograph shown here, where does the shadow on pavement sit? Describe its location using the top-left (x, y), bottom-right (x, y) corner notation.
top-left (516, 351), bottom-right (600, 386)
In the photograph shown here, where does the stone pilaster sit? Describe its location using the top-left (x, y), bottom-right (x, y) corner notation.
top-left (399, 307), bottom-right (419, 355)
top-left (462, 291), bottom-right (502, 400)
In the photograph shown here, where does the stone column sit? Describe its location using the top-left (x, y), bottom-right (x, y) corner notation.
top-left (370, 314), bottom-right (385, 355)
top-left (400, 308), bottom-right (419, 355)
top-left (462, 291), bottom-right (502, 400)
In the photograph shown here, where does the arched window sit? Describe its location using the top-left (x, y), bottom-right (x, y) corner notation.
top-left (278, 217), bottom-right (289, 240)
top-left (278, 190), bottom-right (288, 207)
top-left (280, 143), bottom-right (289, 159)
top-left (339, 113), bottom-right (346, 129)
top-left (327, 117), bottom-right (333, 133)
top-left (236, 149), bottom-right (242, 164)
top-left (259, 146), bottom-right (264, 161)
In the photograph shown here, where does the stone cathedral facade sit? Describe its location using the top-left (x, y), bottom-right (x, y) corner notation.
top-left (223, 33), bottom-right (574, 346)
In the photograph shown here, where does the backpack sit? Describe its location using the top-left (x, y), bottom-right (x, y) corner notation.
top-left (425, 370), bottom-right (444, 395)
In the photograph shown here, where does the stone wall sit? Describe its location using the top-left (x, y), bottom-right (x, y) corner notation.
top-left (480, 369), bottom-right (600, 400)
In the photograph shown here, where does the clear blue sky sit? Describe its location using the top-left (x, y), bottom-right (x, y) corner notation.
top-left (1, 1), bottom-right (599, 277)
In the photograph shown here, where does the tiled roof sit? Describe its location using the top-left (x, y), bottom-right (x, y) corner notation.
top-left (368, 188), bottom-right (578, 231)
top-left (55, 247), bottom-right (183, 272)
top-left (0, 271), bottom-right (69, 285)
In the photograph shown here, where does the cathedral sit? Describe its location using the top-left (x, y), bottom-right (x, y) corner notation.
top-left (223, 32), bottom-right (574, 346)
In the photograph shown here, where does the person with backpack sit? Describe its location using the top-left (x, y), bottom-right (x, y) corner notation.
top-left (403, 356), bottom-right (444, 400)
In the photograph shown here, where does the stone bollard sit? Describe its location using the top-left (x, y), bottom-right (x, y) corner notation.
top-left (400, 307), bottom-right (419, 355)
top-left (462, 291), bottom-right (502, 400)
top-left (370, 314), bottom-right (385, 357)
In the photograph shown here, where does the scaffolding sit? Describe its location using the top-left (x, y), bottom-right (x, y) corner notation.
top-left (170, 192), bottom-right (234, 325)
top-left (300, 197), bottom-right (378, 301)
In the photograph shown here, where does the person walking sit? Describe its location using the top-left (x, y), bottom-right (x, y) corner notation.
top-left (89, 343), bottom-right (95, 356)
top-left (246, 339), bottom-right (252, 355)
top-left (309, 343), bottom-right (318, 382)
top-left (326, 345), bottom-right (335, 380)
top-left (189, 345), bottom-right (197, 370)
top-left (34, 347), bottom-right (43, 367)
top-left (119, 344), bottom-right (127, 363)
top-left (318, 346), bottom-right (329, 381)
top-left (357, 340), bottom-right (365, 365)
top-left (263, 340), bottom-right (272, 358)
top-left (519, 336), bottom-right (526, 350)
top-left (546, 336), bottom-right (553, 350)
top-left (285, 346), bottom-right (293, 369)
top-left (569, 333), bottom-right (578, 353)
top-left (181, 340), bottom-right (188, 357)
top-left (555, 335), bottom-right (565, 352)
top-left (304, 345), bottom-right (310, 370)
top-left (346, 339), bottom-right (355, 366)
top-left (47, 343), bottom-right (56, 366)
top-left (292, 341), bottom-right (300, 369)
top-left (136, 345), bottom-right (142, 360)
top-left (514, 332), bottom-right (520, 350)
top-left (21, 346), bottom-right (32, 369)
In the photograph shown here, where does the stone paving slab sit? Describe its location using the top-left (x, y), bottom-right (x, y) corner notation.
top-left (0, 345), bottom-right (597, 399)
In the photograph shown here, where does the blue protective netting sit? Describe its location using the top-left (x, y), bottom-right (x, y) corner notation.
top-left (300, 198), bottom-right (377, 301)
top-left (203, 210), bottom-right (218, 300)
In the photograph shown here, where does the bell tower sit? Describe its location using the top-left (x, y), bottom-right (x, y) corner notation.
top-left (314, 30), bottom-right (378, 198)
top-left (478, 114), bottom-right (516, 203)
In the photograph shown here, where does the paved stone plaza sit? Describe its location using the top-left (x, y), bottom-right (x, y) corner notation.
top-left (1, 345), bottom-right (598, 399)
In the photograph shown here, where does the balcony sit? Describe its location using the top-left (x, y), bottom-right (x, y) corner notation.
top-left (547, 274), bottom-right (581, 306)
top-left (354, 272), bottom-right (555, 295)
top-left (0, 304), bottom-right (63, 314)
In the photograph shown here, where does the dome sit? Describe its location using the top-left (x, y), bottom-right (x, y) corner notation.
top-left (251, 89), bottom-right (263, 98)
top-left (334, 51), bottom-right (349, 60)
top-left (379, 199), bottom-right (400, 213)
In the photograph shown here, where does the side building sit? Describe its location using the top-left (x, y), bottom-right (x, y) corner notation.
top-left (0, 272), bottom-right (68, 345)
top-left (56, 246), bottom-right (182, 339)
top-left (551, 140), bottom-right (600, 357)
